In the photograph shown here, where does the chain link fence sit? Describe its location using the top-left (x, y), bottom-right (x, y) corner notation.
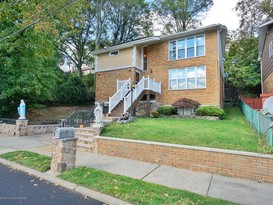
top-left (239, 99), bottom-right (273, 146)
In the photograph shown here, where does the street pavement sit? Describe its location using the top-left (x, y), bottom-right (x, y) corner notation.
top-left (1, 133), bottom-right (273, 205)
top-left (0, 164), bottom-right (102, 205)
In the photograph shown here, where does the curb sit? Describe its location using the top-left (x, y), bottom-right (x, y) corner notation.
top-left (0, 158), bottom-right (132, 205)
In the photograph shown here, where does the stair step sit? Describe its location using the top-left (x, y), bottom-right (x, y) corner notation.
top-left (77, 143), bottom-right (92, 148)
top-left (77, 138), bottom-right (94, 143)
top-left (75, 128), bottom-right (95, 132)
top-left (75, 132), bottom-right (94, 137)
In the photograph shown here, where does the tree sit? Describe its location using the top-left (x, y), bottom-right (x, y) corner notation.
top-left (57, 0), bottom-right (96, 76)
top-left (0, 1), bottom-right (62, 116)
top-left (235, 0), bottom-right (273, 35)
top-left (152, 0), bottom-right (213, 34)
top-left (109, 0), bottom-right (153, 45)
top-left (224, 35), bottom-right (261, 95)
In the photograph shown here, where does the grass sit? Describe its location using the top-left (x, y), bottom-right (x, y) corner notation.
top-left (101, 107), bottom-right (270, 153)
top-left (59, 167), bottom-right (236, 205)
top-left (0, 151), bottom-right (51, 172)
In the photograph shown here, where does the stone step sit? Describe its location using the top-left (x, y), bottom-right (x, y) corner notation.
top-left (77, 138), bottom-right (94, 143)
top-left (77, 143), bottom-right (92, 148)
top-left (75, 132), bottom-right (94, 137)
top-left (75, 128), bottom-right (95, 133)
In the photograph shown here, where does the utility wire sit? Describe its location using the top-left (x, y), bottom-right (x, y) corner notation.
top-left (0, 0), bottom-right (19, 12)
top-left (0, 0), bottom-right (80, 42)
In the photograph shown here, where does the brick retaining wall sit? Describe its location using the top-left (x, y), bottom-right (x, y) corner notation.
top-left (97, 136), bottom-right (273, 183)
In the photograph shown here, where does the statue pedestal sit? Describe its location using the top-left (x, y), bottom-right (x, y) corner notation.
top-left (16, 120), bottom-right (28, 136)
top-left (92, 123), bottom-right (103, 135)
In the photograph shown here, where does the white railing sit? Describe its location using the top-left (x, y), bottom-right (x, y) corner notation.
top-left (124, 76), bottom-right (161, 113)
top-left (109, 78), bottom-right (131, 113)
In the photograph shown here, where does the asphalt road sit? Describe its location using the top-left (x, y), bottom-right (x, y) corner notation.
top-left (0, 164), bottom-right (103, 205)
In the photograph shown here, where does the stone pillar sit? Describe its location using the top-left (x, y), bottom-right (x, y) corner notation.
top-left (15, 120), bottom-right (28, 136)
top-left (51, 128), bottom-right (77, 174)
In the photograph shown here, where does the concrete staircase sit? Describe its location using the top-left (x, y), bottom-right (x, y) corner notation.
top-left (109, 101), bottom-right (124, 117)
top-left (75, 128), bottom-right (97, 152)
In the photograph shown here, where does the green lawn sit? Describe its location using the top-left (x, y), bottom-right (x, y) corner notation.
top-left (0, 151), bottom-right (51, 172)
top-left (59, 167), bottom-right (236, 205)
top-left (101, 107), bottom-right (270, 153)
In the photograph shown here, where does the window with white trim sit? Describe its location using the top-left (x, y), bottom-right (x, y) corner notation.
top-left (169, 66), bottom-right (206, 90)
top-left (109, 50), bottom-right (119, 56)
top-left (269, 41), bottom-right (273, 58)
top-left (169, 35), bottom-right (205, 60)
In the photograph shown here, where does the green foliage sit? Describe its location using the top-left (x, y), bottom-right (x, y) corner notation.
top-left (235, 0), bottom-right (273, 35)
top-left (28, 104), bottom-right (47, 109)
top-left (157, 106), bottom-right (174, 115)
top-left (53, 73), bottom-right (94, 105)
top-left (152, 0), bottom-right (213, 34)
top-left (224, 35), bottom-right (261, 95)
top-left (195, 106), bottom-right (225, 119)
top-left (101, 107), bottom-right (264, 153)
top-left (60, 167), bottom-right (235, 205)
top-left (109, 0), bottom-right (153, 45)
top-left (0, 151), bottom-right (51, 172)
top-left (0, 1), bottom-right (62, 117)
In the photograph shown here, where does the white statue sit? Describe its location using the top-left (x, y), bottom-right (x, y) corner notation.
top-left (94, 102), bottom-right (103, 124)
top-left (18, 99), bottom-right (26, 120)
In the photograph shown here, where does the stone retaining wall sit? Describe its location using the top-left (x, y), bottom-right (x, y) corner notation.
top-left (96, 136), bottom-right (273, 183)
top-left (0, 122), bottom-right (60, 136)
top-left (0, 124), bottom-right (16, 135)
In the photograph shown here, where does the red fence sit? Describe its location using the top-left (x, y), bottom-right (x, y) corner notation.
top-left (241, 97), bottom-right (262, 109)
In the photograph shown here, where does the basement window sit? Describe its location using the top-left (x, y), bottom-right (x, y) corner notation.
top-left (109, 50), bottom-right (119, 56)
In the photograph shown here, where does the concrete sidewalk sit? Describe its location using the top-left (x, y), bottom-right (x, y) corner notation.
top-left (1, 133), bottom-right (273, 205)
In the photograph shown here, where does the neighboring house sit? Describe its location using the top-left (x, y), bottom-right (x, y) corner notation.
top-left (258, 20), bottom-right (273, 94)
top-left (91, 24), bottom-right (227, 116)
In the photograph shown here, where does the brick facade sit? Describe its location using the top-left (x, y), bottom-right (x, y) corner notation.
top-left (96, 68), bottom-right (139, 102)
top-left (144, 30), bottom-right (221, 106)
top-left (97, 137), bottom-right (273, 183)
top-left (95, 30), bottom-right (223, 107)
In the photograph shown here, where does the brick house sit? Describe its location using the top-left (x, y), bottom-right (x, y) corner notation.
top-left (91, 24), bottom-right (227, 116)
top-left (259, 20), bottom-right (273, 95)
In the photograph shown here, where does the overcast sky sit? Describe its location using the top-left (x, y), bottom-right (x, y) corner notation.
top-left (203, 0), bottom-right (240, 31)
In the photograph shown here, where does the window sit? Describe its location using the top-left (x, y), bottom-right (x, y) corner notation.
top-left (169, 66), bottom-right (206, 90)
top-left (109, 50), bottom-right (119, 56)
top-left (169, 35), bottom-right (205, 60)
top-left (269, 41), bottom-right (273, 58)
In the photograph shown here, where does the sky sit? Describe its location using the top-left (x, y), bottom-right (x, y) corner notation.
top-left (203, 0), bottom-right (240, 31)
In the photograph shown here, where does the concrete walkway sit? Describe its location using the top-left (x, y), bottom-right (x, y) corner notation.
top-left (1, 133), bottom-right (273, 205)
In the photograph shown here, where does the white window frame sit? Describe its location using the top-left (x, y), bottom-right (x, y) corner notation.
top-left (109, 50), bottom-right (119, 56)
top-left (168, 34), bottom-right (205, 61)
top-left (269, 41), bottom-right (273, 58)
top-left (168, 66), bottom-right (206, 90)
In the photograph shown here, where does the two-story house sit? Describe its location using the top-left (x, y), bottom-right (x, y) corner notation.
top-left (91, 24), bottom-right (227, 116)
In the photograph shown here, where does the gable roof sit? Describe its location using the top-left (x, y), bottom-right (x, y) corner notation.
top-left (91, 24), bottom-right (227, 55)
top-left (258, 20), bottom-right (273, 59)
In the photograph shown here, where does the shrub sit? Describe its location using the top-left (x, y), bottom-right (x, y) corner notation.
top-left (172, 98), bottom-right (200, 108)
top-left (195, 106), bottom-right (225, 119)
top-left (157, 106), bottom-right (174, 115)
top-left (150, 110), bottom-right (159, 118)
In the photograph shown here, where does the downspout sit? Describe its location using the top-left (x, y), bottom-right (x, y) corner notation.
top-left (217, 28), bottom-right (222, 107)
top-left (259, 58), bottom-right (263, 94)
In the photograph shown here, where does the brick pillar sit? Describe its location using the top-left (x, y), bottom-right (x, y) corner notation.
top-left (51, 127), bottom-right (77, 173)
top-left (15, 120), bottom-right (28, 136)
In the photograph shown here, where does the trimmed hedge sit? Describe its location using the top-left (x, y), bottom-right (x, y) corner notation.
top-left (157, 106), bottom-right (175, 115)
top-left (195, 106), bottom-right (225, 119)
